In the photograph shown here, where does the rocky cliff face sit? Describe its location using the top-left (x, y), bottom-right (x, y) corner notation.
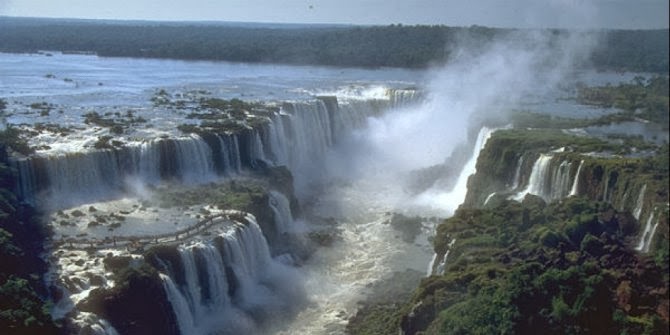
top-left (78, 263), bottom-right (179, 335)
top-left (462, 129), bottom-right (668, 255)
top-left (348, 127), bottom-right (668, 335)
top-left (54, 165), bottom-right (303, 335)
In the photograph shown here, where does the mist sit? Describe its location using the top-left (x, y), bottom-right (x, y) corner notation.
top-left (272, 28), bottom-right (604, 334)
top-left (316, 29), bottom-right (597, 217)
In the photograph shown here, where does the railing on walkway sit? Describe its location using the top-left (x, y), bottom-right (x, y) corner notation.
top-left (53, 212), bottom-right (239, 251)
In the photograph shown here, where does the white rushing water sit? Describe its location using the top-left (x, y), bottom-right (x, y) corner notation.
top-left (4, 52), bottom-right (654, 335)
top-left (160, 215), bottom-right (304, 335)
top-left (635, 210), bottom-right (659, 253)
top-left (549, 160), bottom-right (573, 200)
top-left (510, 156), bottom-right (524, 191)
top-left (512, 154), bottom-right (553, 201)
top-left (633, 184), bottom-right (647, 221)
top-left (569, 160), bottom-right (584, 196)
top-left (412, 126), bottom-right (498, 216)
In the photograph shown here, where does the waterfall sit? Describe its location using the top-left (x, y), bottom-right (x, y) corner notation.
top-left (635, 211), bottom-right (658, 253)
top-left (451, 127), bottom-right (494, 199)
top-left (14, 150), bottom-right (124, 207)
top-left (268, 191), bottom-right (294, 236)
top-left (483, 192), bottom-right (496, 206)
top-left (248, 129), bottom-right (267, 166)
top-left (422, 129), bottom-right (500, 275)
top-left (14, 135), bottom-right (218, 207)
top-left (430, 238), bottom-right (456, 275)
top-left (213, 134), bottom-right (243, 175)
top-left (13, 95), bottom-right (395, 207)
top-left (512, 154), bottom-right (552, 201)
top-left (136, 139), bottom-right (162, 184)
top-left (334, 99), bottom-right (383, 137)
top-left (157, 215), bottom-right (303, 335)
top-left (426, 253), bottom-right (438, 276)
top-left (412, 126), bottom-right (498, 215)
top-left (569, 160), bottom-right (584, 196)
top-left (389, 89), bottom-right (419, 107)
top-left (644, 218), bottom-right (660, 253)
top-left (548, 160), bottom-right (573, 201)
top-left (161, 274), bottom-right (199, 335)
top-left (510, 156), bottom-right (524, 190)
top-left (173, 135), bottom-right (216, 183)
top-left (633, 185), bottom-right (647, 220)
top-left (265, 114), bottom-right (290, 167)
top-left (601, 172), bottom-right (610, 202)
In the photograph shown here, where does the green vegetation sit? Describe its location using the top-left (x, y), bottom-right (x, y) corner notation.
top-left (0, 131), bottom-right (59, 333)
top-left (349, 197), bottom-right (668, 335)
top-left (0, 127), bottom-right (34, 156)
top-left (175, 97), bottom-right (279, 135)
top-left (154, 179), bottom-right (267, 212)
top-left (351, 77), bottom-right (669, 334)
top-left (82, 111), bottom-right (146, 138)
top-left (590, 30), bottom-right (669, 73)
top-left (0, 17), bottom-right (667, 72)
top-left (427, 198), bottom-right (667, 335)
top-left (578, 76), bottom-right (669, 127)
top-left (513, 76), bottom-right (669, 132)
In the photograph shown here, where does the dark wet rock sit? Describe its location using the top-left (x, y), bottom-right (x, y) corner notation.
top-left (78, 264), bottom-right (179, 335)
top-left (386, 213), bottom-right (424, 244)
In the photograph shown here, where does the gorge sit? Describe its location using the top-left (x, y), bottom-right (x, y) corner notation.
top-left (0, 27), bottom-right (668, 335)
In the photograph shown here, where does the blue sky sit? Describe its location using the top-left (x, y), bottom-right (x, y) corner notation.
top-left (0, 0), bottom-right (667, 29)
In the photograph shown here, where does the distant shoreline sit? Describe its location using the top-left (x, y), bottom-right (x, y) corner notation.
top-left (1, 16), bottom-right (668, 72)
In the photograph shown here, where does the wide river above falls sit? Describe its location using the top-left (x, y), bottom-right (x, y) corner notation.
top-left (0, 51), bottom-right (652, 334)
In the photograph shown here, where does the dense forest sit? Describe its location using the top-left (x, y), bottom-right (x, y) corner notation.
top-left (0, 17), bottom-right (668, 72)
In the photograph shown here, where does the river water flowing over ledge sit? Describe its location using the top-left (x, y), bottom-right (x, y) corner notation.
top-left (1, 51), bottom-right (665, 335)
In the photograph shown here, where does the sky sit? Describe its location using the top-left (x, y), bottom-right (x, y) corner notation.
top-left (0, 0), bottom-right (667, 29)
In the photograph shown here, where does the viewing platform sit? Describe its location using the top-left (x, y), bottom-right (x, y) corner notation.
top-left (53, 210), bottom-right (249, 251)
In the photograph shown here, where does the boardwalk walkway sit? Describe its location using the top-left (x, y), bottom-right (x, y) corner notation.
top-left (54, 212), bottom-right (243, 251)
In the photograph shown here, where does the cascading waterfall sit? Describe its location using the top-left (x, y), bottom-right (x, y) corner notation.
top-left (483, 192), bottom-right (496, 206)
top-left (635, 210), bottom-right (659, 253)
top-left (214, 133), bottom-right (243, 175)
top-left (334, 99), bottom-right (383, 137)
top-left (633, 185), bottom-right (647, 220)
top-left (420, 126), bottom-right (497, 275)
top-left (16, 90), bottom-right (416, 334)
top-left (389, 89), bottom-right (419, 107)
top-left (601, 171), bottom-right (610, 202)
top-left (512, 156), bottom-right (578, 202)
top-left (268, 190), bottom-right (294, 236)
top-left (569, 160), bottom-right (584, 196)
top-left (510, 156), bottom-right (524, 190)
top-left (248, 129), bottom-right (268, 166)
top-left (450, 127), bottom-right (495, 202)
top-left (14, 135), bottom-right (219, 207)
top-left (159, 215), bottom-right (303, 335)
top-left (549, 160), bottom-right (573, 200)
top-left (512, 154), bottom-right (552, 201)
top-left (14, 96), bottom-right (396, 208)
top-left (173, 135), bottom-right (217, 183)
top-left (267, 101), bottom-right (333, 174)
top-left (428, 238), bottom-right (457, 275)
top-left (415, 126), bottom-right (497, 214)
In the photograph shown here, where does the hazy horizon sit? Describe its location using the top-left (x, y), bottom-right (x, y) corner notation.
top-left (0, 0), bottom-right (668, 30)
